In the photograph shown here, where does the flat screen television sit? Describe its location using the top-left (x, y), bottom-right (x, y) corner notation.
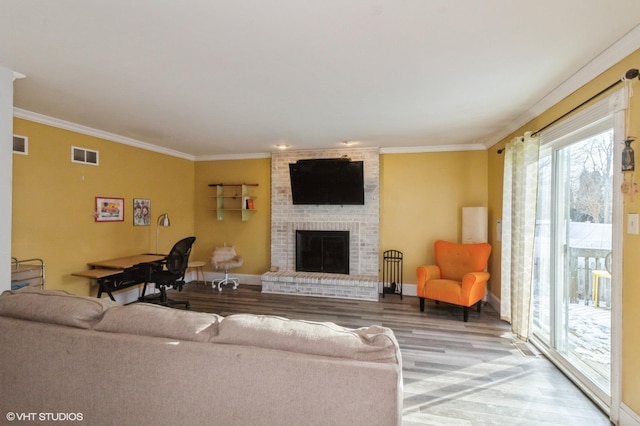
top-left (289, 158), bottom-right (365, 205)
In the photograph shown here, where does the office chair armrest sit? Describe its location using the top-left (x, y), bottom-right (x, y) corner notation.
top-left (144, 259), bottom-right (167, 273)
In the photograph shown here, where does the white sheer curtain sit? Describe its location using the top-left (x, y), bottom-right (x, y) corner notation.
top-left (500, 131), bottom-right (540, 340)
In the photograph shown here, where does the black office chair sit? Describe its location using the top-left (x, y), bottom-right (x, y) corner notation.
top-left (140, 236), bottom-right (196, 309)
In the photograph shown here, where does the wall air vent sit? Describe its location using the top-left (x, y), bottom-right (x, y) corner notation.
top-left (71, 146), bottom-right (99, 165)
top-left (13, 135), bottom-right (28, 155)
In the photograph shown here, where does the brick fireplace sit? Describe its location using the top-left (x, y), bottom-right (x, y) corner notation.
top-left (261, 147), bottom-right (380, 301)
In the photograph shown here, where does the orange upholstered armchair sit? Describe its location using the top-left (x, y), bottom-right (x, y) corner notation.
top-left (416, 240), bottom-right (492, 322)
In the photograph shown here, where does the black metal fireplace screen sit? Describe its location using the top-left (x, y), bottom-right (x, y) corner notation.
top-left (296, 230), bottom-right (349, 274)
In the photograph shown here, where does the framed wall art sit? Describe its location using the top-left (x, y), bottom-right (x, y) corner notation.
top-left (133, 198), bottom-right (151, 226)
top-left (95, 197), bottom-right (124, 222)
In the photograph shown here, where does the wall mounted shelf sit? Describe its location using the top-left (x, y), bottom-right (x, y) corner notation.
top-left (208, 183), bottom-right (258, 221)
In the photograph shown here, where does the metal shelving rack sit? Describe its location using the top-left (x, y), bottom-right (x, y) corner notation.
top-left (11, 257), bottom-right (45, 290)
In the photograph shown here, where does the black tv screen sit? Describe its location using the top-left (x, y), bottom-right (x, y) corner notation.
top-left (289, 158), bottom-right (365, 205)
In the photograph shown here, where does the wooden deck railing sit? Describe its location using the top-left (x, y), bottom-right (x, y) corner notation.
top-left (568, 247), bottom-right (610, 305)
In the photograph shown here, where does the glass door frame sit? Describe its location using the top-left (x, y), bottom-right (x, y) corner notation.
top-left (528, 92), bottom-right (624, 421)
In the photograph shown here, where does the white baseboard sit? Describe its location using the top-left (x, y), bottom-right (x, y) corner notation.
top-left (376, 282), bottom-right (417, 296)
top-left (621, 402), bottom-right (640, 426)
top-left (485, 291), bottom-right (500, 314)
top-left (400, 283), bottom-right (417, 297)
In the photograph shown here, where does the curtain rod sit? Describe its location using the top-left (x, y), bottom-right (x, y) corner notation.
top-left (497, 68), bottom-right (639, 154)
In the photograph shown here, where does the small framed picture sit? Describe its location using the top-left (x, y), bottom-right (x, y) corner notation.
top-left (133, 198), bottom-right (151, 226)
top-left (95, 197), bottom-right (124, 222)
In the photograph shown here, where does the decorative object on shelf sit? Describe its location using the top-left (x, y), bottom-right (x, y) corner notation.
top-left (622, 137), bottom-right (635, 172)
top-left (133, 198), bottom-right (151, 226)
top-left (155, 213), bottom-right (171, 254)
top-left (245, 197), bottom-right (255, 210)
top-left (95, 197), bottom-right (124, 222)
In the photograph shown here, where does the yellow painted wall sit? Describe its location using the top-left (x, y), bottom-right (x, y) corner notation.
top-left (192, 159), bottom-right (271, 275)
top-left (487, 49), bottom-right (640, 414)
top-left (12, 118), bottom-right (195, 296)
top-left (380, 151), bottom-right (489, 285)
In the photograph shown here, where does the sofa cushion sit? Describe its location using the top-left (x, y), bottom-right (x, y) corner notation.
top-left (94, 303), bottom-right (222, 342)
top-left (212, 313), bottom-right (400, 363)
top-left (0, 287), bottom-right (119, 329)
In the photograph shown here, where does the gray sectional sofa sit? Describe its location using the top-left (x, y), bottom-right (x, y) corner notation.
top-left (0, 288), bottom-right (403, 425)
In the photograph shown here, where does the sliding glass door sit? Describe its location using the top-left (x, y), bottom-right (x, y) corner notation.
top-left (531, 97), bottom-right (622, 414)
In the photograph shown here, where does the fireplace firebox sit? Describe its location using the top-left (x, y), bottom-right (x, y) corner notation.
top-left (296, 230), bottom-right (349, 274)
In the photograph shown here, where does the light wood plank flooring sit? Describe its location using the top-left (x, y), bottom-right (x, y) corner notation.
top-left (168, 282), bottom-right (610, 425)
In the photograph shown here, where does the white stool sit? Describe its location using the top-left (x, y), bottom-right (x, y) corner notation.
top-left (188, 260), bottom-right (207, 286)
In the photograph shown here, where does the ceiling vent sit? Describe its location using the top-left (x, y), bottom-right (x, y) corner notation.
top-left (13, 135), bottom-right (28, 155)
top-left (71, 146), bottom-right (99, 165)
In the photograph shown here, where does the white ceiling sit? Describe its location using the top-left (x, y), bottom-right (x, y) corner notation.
top-left (2, 1), bottom-right (640, 159)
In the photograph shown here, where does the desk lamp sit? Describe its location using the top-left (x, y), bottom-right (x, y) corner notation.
top-left (155, 213), bottom-right (171, 254)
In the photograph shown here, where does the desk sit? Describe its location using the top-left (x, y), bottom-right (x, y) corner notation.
top-left (87, 254), bottom-right (166, 270)
top-left (73, 254), bottom-right (166, 300)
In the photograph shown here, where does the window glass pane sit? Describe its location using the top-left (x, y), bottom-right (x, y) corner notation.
top-left (86, 150), bottom-right (98, 164)
top-left (13, 136), bottom-right (26, 153)
top-left (73, 148), bottom-right (85, 162)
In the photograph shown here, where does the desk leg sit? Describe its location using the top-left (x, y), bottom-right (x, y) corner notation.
top-left (139, 281), bottom-right (149, 302)
top-left (96, 280), bottom-right (116, 301)
top-left (101, 287), bottom-right (116, 301)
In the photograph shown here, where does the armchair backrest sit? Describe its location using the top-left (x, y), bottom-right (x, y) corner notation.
top-left (434, 240), bottom-right (491, 281)
top-left (165, 236), bottom-right (196, 276)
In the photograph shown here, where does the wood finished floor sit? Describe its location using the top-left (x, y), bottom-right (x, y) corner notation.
top-left (168, 282), bottom-right (610, 425)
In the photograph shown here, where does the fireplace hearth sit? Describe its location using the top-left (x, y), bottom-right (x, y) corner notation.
top-left (296, 230), bottom-right (349, 274)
